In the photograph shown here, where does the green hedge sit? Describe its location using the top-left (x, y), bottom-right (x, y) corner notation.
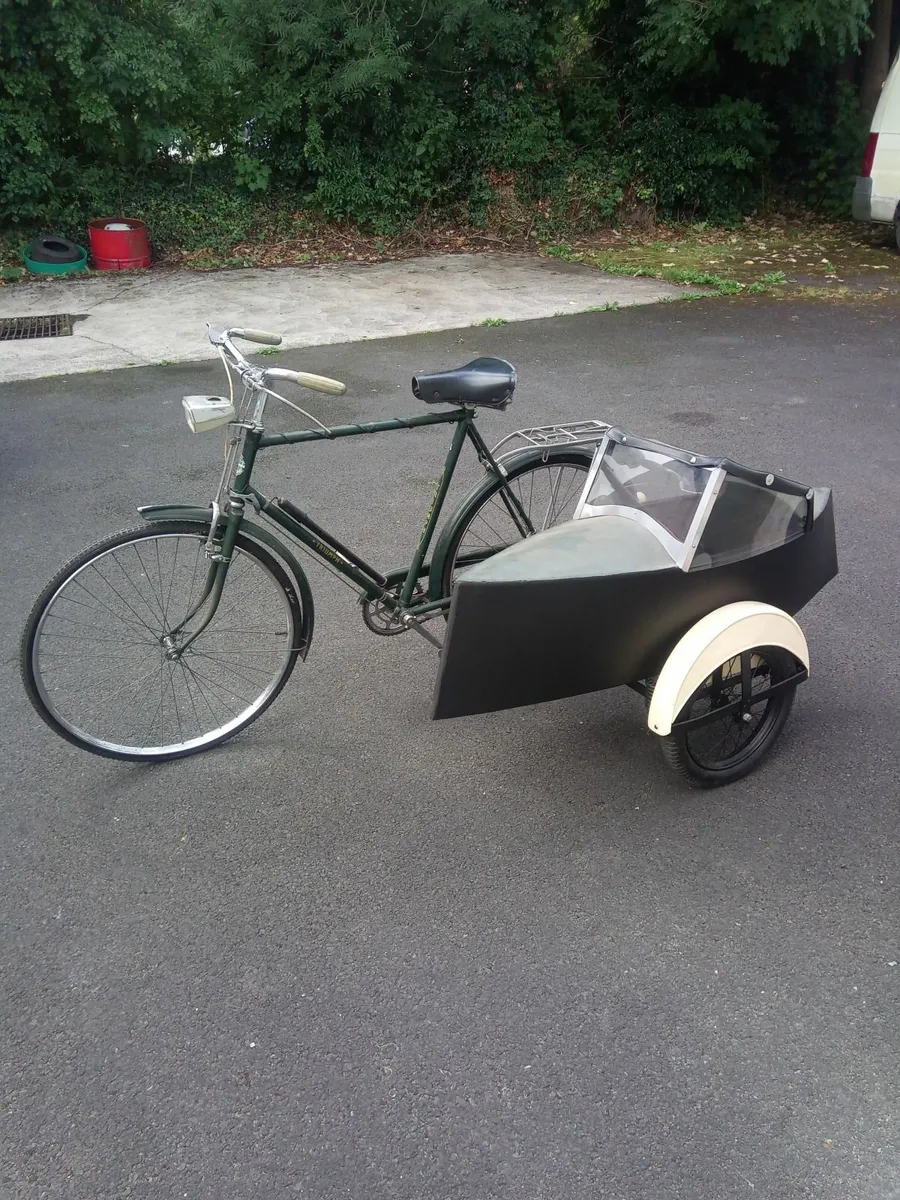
top-left (0, 0), bottom-right (878, 241)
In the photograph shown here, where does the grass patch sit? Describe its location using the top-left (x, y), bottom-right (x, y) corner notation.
top-left (584, 258), bottom-right (743, 295)
top-left (551, 217), bottom-right (900, 300)
top-left (481, 317), bottom-right (508, 326)
top-left (785, 284), bottom-right (887, 303)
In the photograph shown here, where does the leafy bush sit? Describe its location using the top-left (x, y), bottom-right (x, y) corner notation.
top-left (0, 0), bottom-right (219, 224)
top-left (0, 0), bottom-right (882, 241)
top-left (621, 99), bottom-right (776, 220)
top-left (1, 165), bottom-right (309, 255)
top-left (795, 81), bottom-right (872, 215)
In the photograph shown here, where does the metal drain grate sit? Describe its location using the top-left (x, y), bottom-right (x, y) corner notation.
top-left (0, 314), bottom-right (74, 341)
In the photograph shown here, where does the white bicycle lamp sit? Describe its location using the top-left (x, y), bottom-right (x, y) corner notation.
top-left (182, 395), bottom-right (236, 433)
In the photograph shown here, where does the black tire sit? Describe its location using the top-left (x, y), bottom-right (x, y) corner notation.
top-left (648, 646), bottom-right (796, 788)
top-left (21, 521), bottom-right (304, 762)
top-left (437, 447), bottom-right (594, 598)
top-left (26, 236), bottom-right (83, 264)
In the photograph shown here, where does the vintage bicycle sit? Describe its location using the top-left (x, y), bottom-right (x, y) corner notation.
top-left (21, 325), bottom-right (602, 762)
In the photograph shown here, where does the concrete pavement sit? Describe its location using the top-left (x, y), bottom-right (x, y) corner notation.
top-left (0, 253), bottom-right (694, 382)
top-left (2, 297), bottom-right (899, 1200)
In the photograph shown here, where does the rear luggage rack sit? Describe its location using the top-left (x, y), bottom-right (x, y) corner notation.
top-left (491, 420), bottom-right (609, 460)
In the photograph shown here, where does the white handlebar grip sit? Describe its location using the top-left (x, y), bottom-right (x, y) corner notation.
top-left (266, 367), bottom-right (347, 396)
top-left (233, 328), bottom-right (282, 346)
top-left (292, 371), bottom-right (347, 396)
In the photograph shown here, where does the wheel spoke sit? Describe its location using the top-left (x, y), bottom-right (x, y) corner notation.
top-left (178, 658), bottom-right (253, 713)
top-left (66, 575), bottom-right (159, 637)
top-left (81, 656), bottom-right (165, 731)
top-left (178, 659), bottom-right (204, 738)
top-left (130, 542), bottom-right (168, 628)
top-left (188, 648), bottom-right (283, 679)
top-left (81, 563), bottom-right (162, 638)
top-left (681, 650), bottom-right (786, 776)
top-left (165, 660), bottom-right (185, 745)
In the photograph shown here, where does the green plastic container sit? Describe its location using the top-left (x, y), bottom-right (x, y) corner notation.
top-left (22, 245), bottom-right (89, 276)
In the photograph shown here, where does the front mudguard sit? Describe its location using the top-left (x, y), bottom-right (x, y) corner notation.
top-left (137, 503), bottom-right (315, 658)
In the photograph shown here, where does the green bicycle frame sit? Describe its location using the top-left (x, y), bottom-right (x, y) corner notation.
top-left (174, 404), bottom-right (536, 647)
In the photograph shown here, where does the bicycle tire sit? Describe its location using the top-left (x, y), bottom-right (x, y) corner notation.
top-left (21, 521), bottom-right (304, 762)
top-left (434, 447), bottom-right (595, 600)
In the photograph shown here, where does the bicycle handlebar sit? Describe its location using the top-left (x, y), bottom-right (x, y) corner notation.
top-left (210, 324), bottom-right (347, 401)
top-left (232, 327), bottom-right (282, 346)
top-left (265, 366), bottom-right (347, 396)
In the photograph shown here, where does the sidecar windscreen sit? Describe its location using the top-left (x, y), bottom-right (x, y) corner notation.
top-left (575, 430), bottom-right (814, 571)
top-left (577, 438), bottom-right (712, 541)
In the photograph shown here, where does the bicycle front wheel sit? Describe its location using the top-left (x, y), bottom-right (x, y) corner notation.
top-left (21, 521), bottom-right (303, 761)
top-left (438, 447), bottom-right (594, 596)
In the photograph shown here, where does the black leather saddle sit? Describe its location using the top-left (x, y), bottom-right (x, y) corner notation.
top-left (412, 357), bottom-right (516, 410)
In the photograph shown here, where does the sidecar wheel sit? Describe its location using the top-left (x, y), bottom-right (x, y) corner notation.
top-left (647, 646), bottom-right (796, 787)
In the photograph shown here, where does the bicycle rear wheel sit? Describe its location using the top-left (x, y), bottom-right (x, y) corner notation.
top-left (21, 521), bottom-right (303, 761)
top-left (438, 447), bottom-right (594, 596)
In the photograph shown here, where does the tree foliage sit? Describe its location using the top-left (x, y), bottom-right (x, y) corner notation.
top-left (637, 0), bottom-right (871, 72)
top-left (0, 0), bottom-right (890, 233)
top-left (0, 0), bottom-right (214, 222)
top-left (188, 0), bottom-right (585, 226)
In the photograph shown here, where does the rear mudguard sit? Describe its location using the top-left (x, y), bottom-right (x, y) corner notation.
top-left (137, 503), bottom-right (315, 658)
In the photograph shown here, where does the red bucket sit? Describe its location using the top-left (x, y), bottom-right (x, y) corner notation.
top-left (88, 218), bottom-right (151, 270)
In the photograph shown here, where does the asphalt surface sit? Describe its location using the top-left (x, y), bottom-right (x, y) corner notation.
top-left (2, 297), bottom-right (899, 1200)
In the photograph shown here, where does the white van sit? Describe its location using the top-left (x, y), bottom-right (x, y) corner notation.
top-left (853, 50), bottom-right (900, 247)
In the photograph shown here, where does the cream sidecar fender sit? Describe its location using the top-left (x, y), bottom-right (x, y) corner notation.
top-left (647, 601), bottom-right (810, 737)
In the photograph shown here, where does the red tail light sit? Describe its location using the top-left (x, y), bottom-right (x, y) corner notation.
top-left (861, 132), bottom-right (879, 177)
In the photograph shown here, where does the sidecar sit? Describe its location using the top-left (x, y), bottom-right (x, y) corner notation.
top-left (433, 428), bottom-right (837, 786)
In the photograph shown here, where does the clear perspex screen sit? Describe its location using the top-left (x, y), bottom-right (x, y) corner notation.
top-left (579, 440), bottom-right (714, 543)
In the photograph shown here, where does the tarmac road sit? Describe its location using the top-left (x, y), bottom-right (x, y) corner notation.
top-left (1, 296), bottom-right (898, 1200)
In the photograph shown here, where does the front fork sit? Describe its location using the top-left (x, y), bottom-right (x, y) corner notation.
top-left (182, 497), bottom-right (247, 647)
top-left (166, 435), bottom-right (252, 651)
